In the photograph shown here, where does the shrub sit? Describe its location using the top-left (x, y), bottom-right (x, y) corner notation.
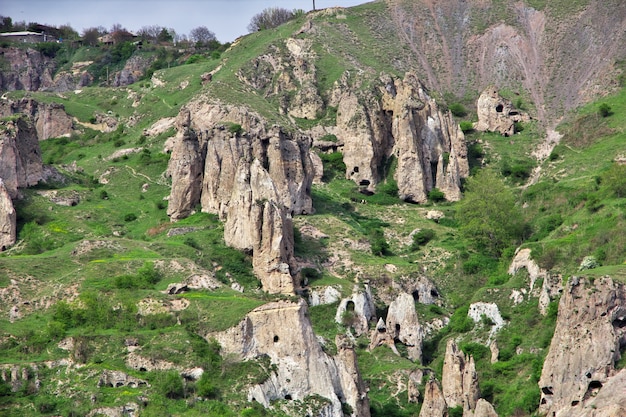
top-left (124, 213), bottom-right (137, 222)
top-left (448, 406), bottom-right (463, 417)
top-left (369, 229), bottom-right (391, 256)
top-left (247, 7), bottom-right (294, 32)
top-left (449, 103), bottom-right (468, 117)
top-left (157, 371), bottom-right (185, 399)
top-left (319, 151), bottom-right (346, 182)
top-left (227, 123), bottom-right (243, 136)
top-left (99, 190), bottom-right (109, 200)
top-left (410, 229), bottom-right (435, 251)
top-left (428, 188), bottom-right (446, 202)
top-left (460, 121), bottom-right (475, 133)
top-left (598, 103), bottom-right (612, 117)
top-left (197, 371), bottom-right (219, 398)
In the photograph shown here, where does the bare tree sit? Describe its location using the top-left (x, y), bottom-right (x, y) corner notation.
top-left (82, 26), bottom-right (106, 46)
top-left (247, 7), bottom-right (294, 32)
top-left (189, 26), bottom-right (217, 45)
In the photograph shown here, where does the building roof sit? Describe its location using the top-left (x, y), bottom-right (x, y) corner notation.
top-left (0, 31), bottom-right (44, 37)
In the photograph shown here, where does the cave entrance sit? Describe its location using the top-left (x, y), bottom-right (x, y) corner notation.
top-left (346, 300), bottom-right (355, 312)
top-left (495, 104), bottom-right (504, 113)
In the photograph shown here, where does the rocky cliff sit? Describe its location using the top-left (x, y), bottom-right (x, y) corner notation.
top-left (166, 101), bottom-right (313, 293)
top-left (0, 97), bottom-right (74, 140)
top-left (539, 276), bottom-right (626, 417)
top-left (330, 72), bottom-right (468, 202)
top-left (212, 299), bottom-right (370, 417)
top-left (0, 179), bottom-right (16, 251)
top-left (0, 115), bottom-right (43, 198)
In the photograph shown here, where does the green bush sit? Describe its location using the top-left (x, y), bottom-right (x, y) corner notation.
top-left (124, 213), bottom-right (137, 222)
top-left (448, 406), bottom-right (463, 417)
top-left (449, 103), bottom-right (468, 117)
top-left (319, 151), bottom-right (346, 182)
top-left (598, 103), bottom-right (613, 117)
top-left (460, 121), bottom-right (475, 133)
top-left (156, 371), bottom-right (185, 399)
top-left (410, 229), bottom-right (435, 251)
top-left (428, 188), bottom-right (446, 202)
top-left (369, 228), bottom-right (391, 256)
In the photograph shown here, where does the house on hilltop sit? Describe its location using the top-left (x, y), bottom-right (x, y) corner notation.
top-left (0, 31), bottom-right (53, 43)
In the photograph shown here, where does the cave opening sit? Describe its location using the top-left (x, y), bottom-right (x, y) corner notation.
top-left (495, 104), bottom-right (504, 113)
top-left (412, 290), bottom-right (420, 302)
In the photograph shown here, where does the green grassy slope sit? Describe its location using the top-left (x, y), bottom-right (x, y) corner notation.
top-left (1, 2), bottom-right (625, 416)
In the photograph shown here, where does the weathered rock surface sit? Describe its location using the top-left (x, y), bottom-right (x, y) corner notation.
top-left (98, 370), bottom-right (149, 388)
top-left (419, 377), bottom-right (448, 417)
top-left (442, 340), bottom-right (480, 411)
top-left (212, 299), bottom-right (370, 417)
top-left (113, 55), bottom-right (155, 87)
top-left (0, 180), bottom-right (16, 251)
top-left (370, 292), bottom-right (423, 362)
top-left (166, 101), bottom-right (314, 293)
top-left (334, 285), bottom-right (377, 336)
top-left (475, 88), bottom-right (530, 136)
top-left (0, 115), bottom-right (43, 198)
top-left (466, 399), bottom-right (499, 417)
top-left (331, 72), bottom-right (468, 202)
top-left (0, 97), bottom-right (74, 140)
top-left (467, 302), bottom-right (505, 340)
top-left (539, 276), bottom-right (626, 417)
top-left (0, 47), bottom-right (55, 91)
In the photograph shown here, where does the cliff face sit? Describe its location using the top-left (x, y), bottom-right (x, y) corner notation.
top-left (0, 116), bottom-right (43, 198)
top-left (0, 98), bottom-right (74, 140)
top-left (0, 47), bottom-right (56, 92)
top-left (331, 72), bottom-right (468, 202)
top-left (386, 0), bottom-right (626, 125)
top-left (0, 179), bottom-right (16, 251)
top-left (213, 299), bottom-right (370, 417)
top-left (166, 101), bottom-right (313, 294)
top-left (539, 276), bottom-right (626, 417)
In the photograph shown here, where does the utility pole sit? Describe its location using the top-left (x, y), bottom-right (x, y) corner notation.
top-left (313, 0), bottom-right (316, 11)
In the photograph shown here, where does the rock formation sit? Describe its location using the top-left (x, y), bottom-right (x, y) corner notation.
top-left (475, 88), bottom-right (530, 137)
top-left (112, 55), bottom-right (156, 87)
top-left (0, 115), bottom-right (43, 198)
top-left (166, 101), bottom-right (314, 294)
top-left (370, 292), bottom-right (423, 362)
top-left (419, 377), bottom-right (448, 417)
top-left (0, 98), bottom-right (74, 140)
top-left (539, 276), bottom-right (626, 417)
top-left (212, 299), bottom-right (370, 417)
top-left (441, 340), bottom-right (480, 412)
top-left (0, 180), bottom-right (16, 251)
top-left (335, 284), bottom-right (377, 336)
top-left (331, 72), bottom-right (468, 202)
top-left (0, 47), bottom-right (55, 91)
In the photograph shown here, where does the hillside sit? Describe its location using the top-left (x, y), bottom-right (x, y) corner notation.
top-left (1, 1), bottom-right (626, 417)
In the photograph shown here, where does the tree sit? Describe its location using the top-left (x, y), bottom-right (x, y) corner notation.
top-left (190, 26), bottom-right (217, 46)
top-left (82, 26), bottom-right (106, 46)
top-left (157, 28), bottom-right (173, 43)
top-left (247, 7), bottom-right (294, 32)
top-left (456, 169), bottom-right (525, 256)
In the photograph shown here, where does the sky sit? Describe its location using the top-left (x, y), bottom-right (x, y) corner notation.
top-left (2, 0), bottom-right (370, 43)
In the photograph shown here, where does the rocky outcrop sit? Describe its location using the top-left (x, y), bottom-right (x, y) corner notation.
top-left (539, 276), bottom-right (626, 417)
top-left (166, 112), bottom-right (204, 220)
top-left (509, 247), bottom-right (563, 315)
top-left (238, 38), bottom-right (324, 119)
top-left (166, 101), bottom-right (314, 294)
top-left (467, 302), bottom-right (505, 340)
top-left (331, 72), bottom-right (468, 202)
top-left (112, 55), bottom-right (156, 87)
top-left (213, 299), bottom-right (370, 417)
top-left (475, 88), bottom-right (530, 137)
top-left (419, 377), bottom-right (448, 417)
top-left (441, 340), bottom-right (480, 411)
top-left (98, 370), bottom-right (148, 388)
top-left (335, 285), bottom-right (377, 336)
top-left (466, 399), bottom-right (499, 417)
top-left (0, 47), bottom-right (55, 91)
top-left (0, 180), bottom-right (16, 251)
top-left (0, 98), bottom-right (74, 140)
top-left (0, 115), bottom-right (43, 198)
top-left (370, 292), bottom-right (423, 362)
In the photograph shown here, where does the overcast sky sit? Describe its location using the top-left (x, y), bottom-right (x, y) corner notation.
top-left (2, 0), bottom-right (370, 43)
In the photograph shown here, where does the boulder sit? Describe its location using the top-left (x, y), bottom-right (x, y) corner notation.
top-left (383, 292), bottom-right (424, 362)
